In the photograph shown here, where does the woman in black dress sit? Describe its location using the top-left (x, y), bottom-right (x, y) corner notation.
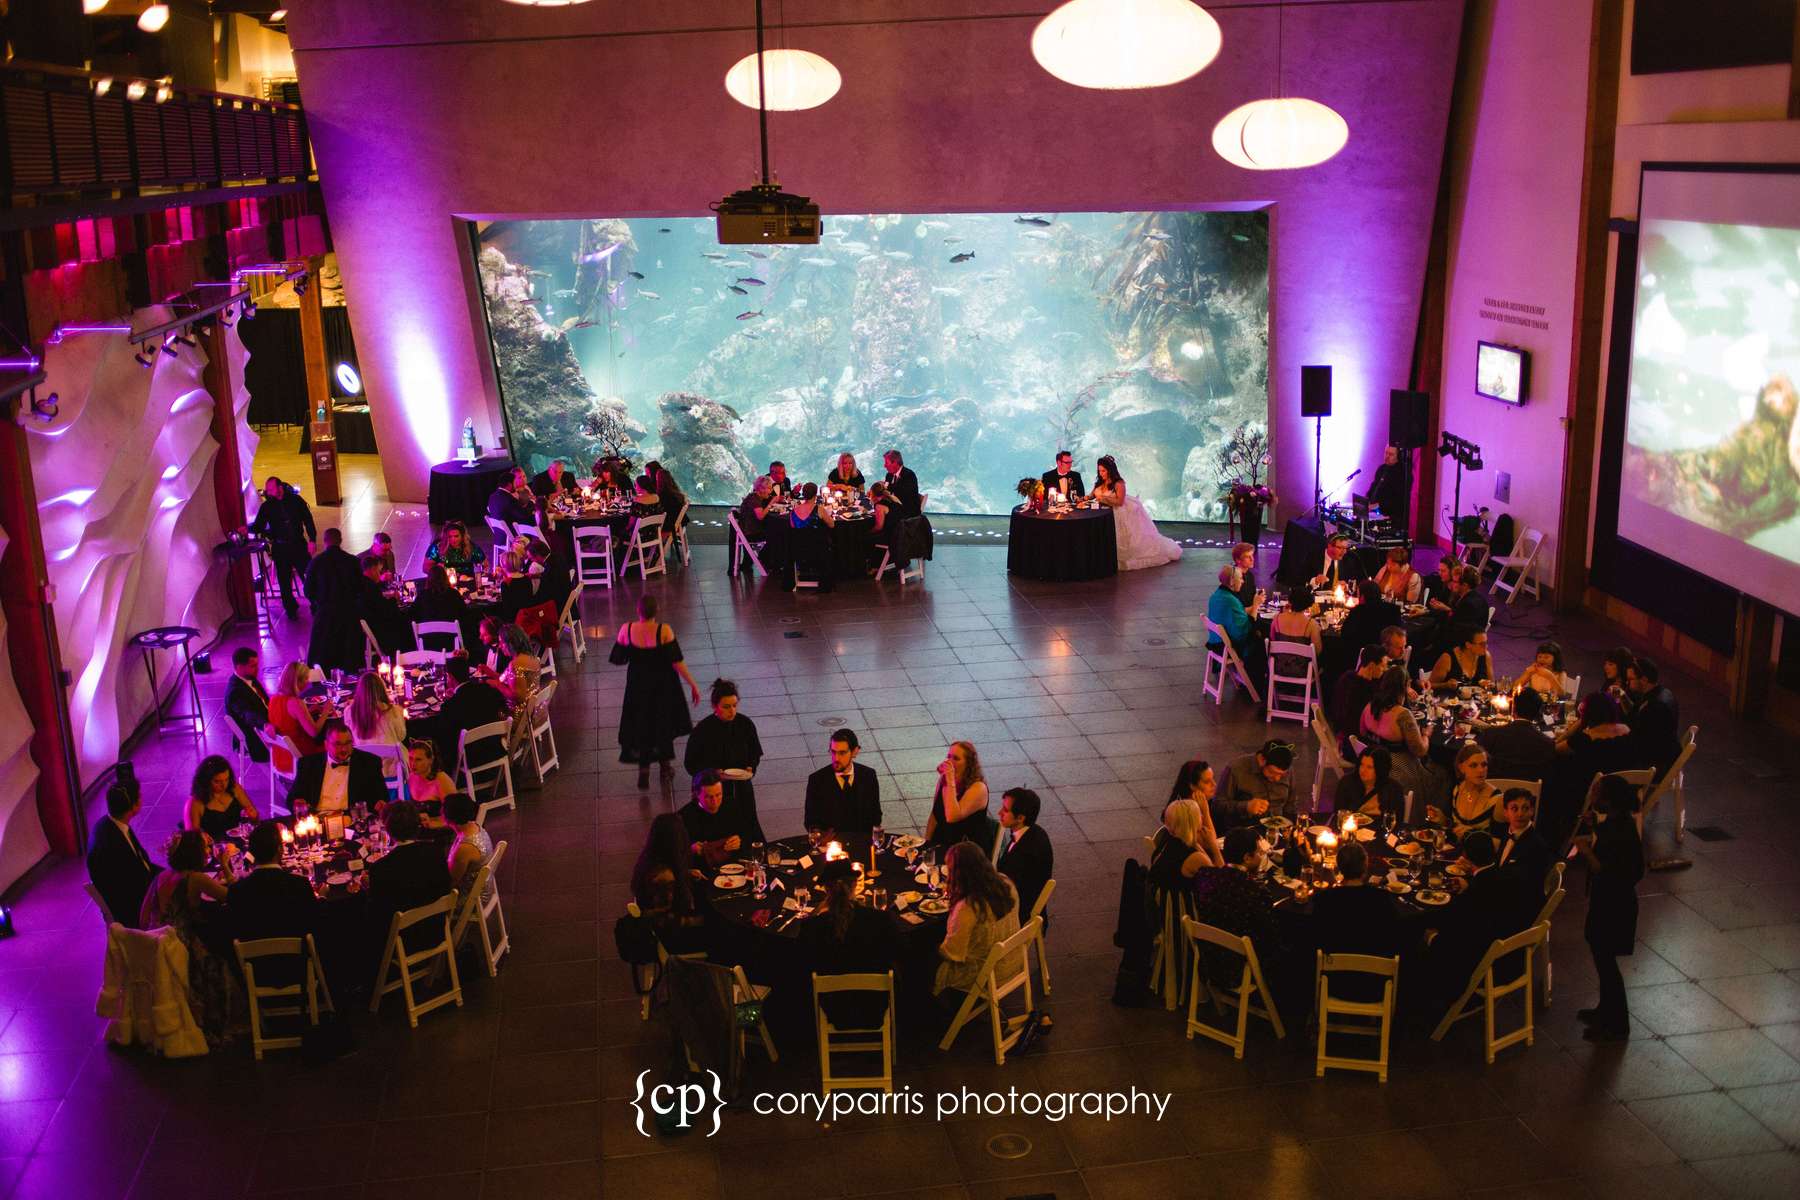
top-left (1332, 745), bottom-right (1407, 822)
top-left (826, 453), bottom-right (866, 495)
top-left (683, 678), bottom-right (765, 822)
top-left (183, 754), bottom-right (259, 841)
top-left (1546, 691), bottom-right (1637, 846)
top-left (1429, 627), bottom-right (1495, 692)
top-left (924, 741), bottom-right (990, 851)
top-left (1574, 775), bottom-right (1644, 1042)
top-left (630, 813), bottom-right (707, 955)
top-left (612, 594), bottom-right (700, 788)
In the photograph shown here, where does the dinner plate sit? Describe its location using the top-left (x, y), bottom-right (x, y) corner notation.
top-left (719, 768), bottom-right (753, 780)
top-left (1396, 842), bottom-right (1422, 856)
top-left (1278, 877), bottom-right (1305, 890)
top-left (918, 898), bottom-right (949, 915)
top-left (1260, 815), bottom-right (1293, 831)
top-left (1415, 889), bottom-right (1451, 906)
top-left (897, 890), bottom-right (923, 906)
top-left (717, 863), bottom-right (747, 875)
top-left (1413, 828), bottom-right (1442, 845)
top-left (713, 874), bottom-right (749, 890)
top-left (1386, 880), bottom-right (1413, 895)
top-left (914, 871), bottom-right (934, 886)
top-left (1307, 825), bottom-right (1332, 838)
top-left (1354, 828), bottom-right (1377, 842)
top-left (892, 834), bottom-right (922, 851)
top-left (1445, 862), bottom-right (1469, 877)
top-left (326, 872), bottom-right (352, 887)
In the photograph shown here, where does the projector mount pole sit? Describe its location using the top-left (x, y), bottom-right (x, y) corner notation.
top-left (755, 0), bottom-right (771, 187)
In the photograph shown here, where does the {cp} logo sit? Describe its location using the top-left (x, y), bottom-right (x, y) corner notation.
top-left (631, 1069), bottom-right (725, 1137)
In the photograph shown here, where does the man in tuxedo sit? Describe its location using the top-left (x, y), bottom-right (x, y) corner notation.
top-left (996, 787), bottom-right (1054, 923)
top-left (289, 720), bottom-right (387, 814)
top-left (882, 450), bottom-right (922, 518)
top-left (1417, 833), bottom-right (1531, 1017)
top-left (1312, 841), bottom-right (1410, 1000)
top-left (1494, 788), bottom-right (1552, 897)
top-left (87, 780), bottom-right (158, 928)
top-left (1310, 533), bottom-right (1366, 589)
top-left (803, 728), bottom-right (882, 833)
top-left (250, 476), bottom-right (316, 619)
top-left (1477, 688), bottom-right (1556, 782)
top-left (1624, 656), bottom-right (1682, 780)
top-left (526, 538), bottom-right (572, 616)
top-left (304, 528), bottom-right (363, 673)
top-left (367, 802), bottom-right (454, 954)
top-left (487, 468), bottom-right (537, 528)
top-left (529, 459), bottom-right (572, 499)
top-left (1330, 644), bottom-right (1389, 740)
top-left (766, 460), bottom-right (795, 500)
top-left (1041, 451), bottom-right (1086, 501)
top-left (225, 647), bottom-right (272, 764)
top-left (355, 552), bottom-right (407, 655)
top-left (679, 770), bottom-right (765, 869)
top-left (1446, 567), bottom-right (1491, 646)
top-left (227, 821), bottom-right (318, 945)
top-left (440, 655), bottom-right (511, 768)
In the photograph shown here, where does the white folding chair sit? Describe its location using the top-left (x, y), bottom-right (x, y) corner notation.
top-left (1638, 725), bottom-right (1698, 843)
top-left (1027, 879), bottom-right (1056, 994)
top-left (451, 840), bottom-right (510, 977)
top-left (1490, 528), bottom-right (1545, 605)
top-left (523, 679), bottom-right (560, 782)
top-left (1560, 673), bottom-right (1581, 699)
top-left (938, 917), bottom-right (1040, 1065)
top-left (359, 619), bottom-right (384, 669)
top-left (1533, 862), bottom-right (1566, 1008)
top-left (1463, 541), bottom-right (1491, 576)
top-left (727, 509), bottom-right (769, 577)
top-left (83, 881), bottom-right (118, 928)
top-left (671, 501), bottom-right (692, 566)
top-left (572, 526), bottom-right (614, 589)
top-left (1430, 922), bottom-right (1548, 1063)
top-left (265, 729), bottom-right (302, 816)
top-left (1311, 704), bottom-right (1351, 807)
top-left (1265, 640), bottom-right (1316, 725)
top-left (370, 893), bottom-right (463, 1027)
top-left (557, 584), bottom-right (586, 664)
top-left (813, 971), bottom-right (895, 1094)
top-left (458, 720), bottom-right (516, 824)
top-left (1181, 916), bottom-right (1286, 1059)
top-left (361, 741), bottom-right (409, 804)
top-left (412, 620), bottom-right (463, 653)
top-left (513, 520), bottom-right (547, 544)
top-left (733, 963), bottom-right (778, 1062)
top-left (1202, 618), bottom-right (1261, 706)
top-left (1314, 952), bottom-right (1398, 1082)
top-left (397, 648), bottom-right (445, 669)
top-left (235, 935), bottom-right (334, 1059)
top-left (483, 516), bottom-right (515, 570)
top-left (622, 514), bottom-right (666, 579)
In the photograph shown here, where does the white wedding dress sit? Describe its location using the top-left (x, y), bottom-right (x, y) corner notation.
top-left (1104, 486), bottom-right (1183, 571)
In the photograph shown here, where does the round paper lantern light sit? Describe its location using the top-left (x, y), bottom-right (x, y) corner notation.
top-left (137, 4), bottom-right (169, 32)
top-left (1211, 97), bottom-right (1349, 170)
top-left (724, 49), bottom-right (842, 112)
top-left (82, 0), bottom-right (110, 15)
top-left (1032, 0), bottom-right (1222, 90)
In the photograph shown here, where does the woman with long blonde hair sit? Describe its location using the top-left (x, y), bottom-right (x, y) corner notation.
top-left (268, 660), bottom-right (327, 757)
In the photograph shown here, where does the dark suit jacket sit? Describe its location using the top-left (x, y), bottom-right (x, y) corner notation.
top-left (1314, 551), bottom-right (1366, 586)
top-left (225, 674), bottom-right (272, 763)
top-left (441, 680), bottom-right (510, 764)
top-left (1448, 590), bottom-right (1491, 642)
top-left (368, 840), bottom-right (455, 949)
top-left (1425, 866), bottom-right (1530, 1000)
top-left (86, 817), bottom-right (158, 929)
top-left (288, 749), bottom-right (388, 813)
top-left (356, 574), bottom-right (406, 653)
top-left (251, 488), bottom-right (315, 548)
top-left (227, 866), bottom-right (319, 945)
top-left (535, 549), bottom-right (574, 615)
top-left (798, 907), bottom-right (901, 1029)
top-left (1476, 720), bottom-right (1557, 783)
top-left (996, 823), bottom-right (1054, 922)
top-left (1628, 687), bottom-right (1681, 778)
top-left (1040, 469), bottom-right (1086, 498)
top-left (885, 467), bottom-right (922, 517)
top-left (1495, 824), bottom-right (1553, 898)
top-left (303, 545), bottom-right (362, 609)
top-left (802, 763), bottom-right (882, 833)
top-left (487, 488), bottom-right (536, 527)
top-left (529, 469), bottom-right (570, 498)
top-left (1313, 882), bottom-right (1410, 1000)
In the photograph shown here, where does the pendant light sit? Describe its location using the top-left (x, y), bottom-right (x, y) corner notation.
top-left (138, 4), bottom-right (170, 32)
top-left (1032, 0), bottom-right (1222, 90)
top-left (1211, 2), bottom-right (1347, 170)
top-left (724, 49), bottom-right (841, 111)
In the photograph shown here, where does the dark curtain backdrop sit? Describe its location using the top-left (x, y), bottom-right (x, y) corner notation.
top-left (241, 307), bottom-right (359, 426)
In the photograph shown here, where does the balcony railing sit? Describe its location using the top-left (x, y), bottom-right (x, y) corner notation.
top-left (1, 66), bottom-right (309, 196)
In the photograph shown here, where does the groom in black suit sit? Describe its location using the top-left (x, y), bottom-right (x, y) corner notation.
top-left (803, 729), bottom-right (882, 833)
top-left (1041, 450), bottom-right (1086, 501)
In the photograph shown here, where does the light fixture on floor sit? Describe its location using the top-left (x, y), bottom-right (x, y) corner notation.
top-left (138, 3), bottom-right (169, 33)
top-left (1211, 2), bottom-right (1348, 169)
top-left (1032, 0), bottom-right (1222, 89)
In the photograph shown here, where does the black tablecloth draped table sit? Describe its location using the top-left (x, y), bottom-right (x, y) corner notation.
top-left (428, 458), bottom-right (516, 526)
top-left (1007, 507), bottom-right (1117, 581)
top-left (298, 405), bottom-right (378, 455)
top-left (763, 516), bottom-right (878, 582)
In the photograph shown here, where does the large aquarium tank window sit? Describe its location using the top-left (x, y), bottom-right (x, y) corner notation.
top-left (472, 211), bottom-right (1269, 517)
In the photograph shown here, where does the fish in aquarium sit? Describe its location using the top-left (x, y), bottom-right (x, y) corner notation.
top-left (639, 291), bottom-right (661, 300)
top-left (736, 277), bottom-right (766, 286)
top-left (736, 310), bottom-right (763, 320)
top-left (728, 285), bottom-right (748, 295)
top-left (950, 251), bottom-right (976, 263)
top-left (1015, 215), bottom-right (1053, 227)
top-left (628, 271), bottom-right (645, 280)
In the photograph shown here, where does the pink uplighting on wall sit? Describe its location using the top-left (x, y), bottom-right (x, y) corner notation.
top-left (0, 524), bottom-right (46, 894)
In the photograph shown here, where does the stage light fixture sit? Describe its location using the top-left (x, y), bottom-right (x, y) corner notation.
top-left (335, 362), bottom-right (363, 395)
top-left (93, 77), bottom-right (112, 96)
top-left (134, 349), bottom-right (153, 368)
top-left (138, 4), bottom-right (169, 33)
top-left (243, 299), bottom-right (258, 319)
top-left (724, 49), bottom-right (842, 111)
top-left (126, 80), bottom-right (147, 100)
top-left (174, 333), bottom-right (197, 348)
top-left (269, 7), bottom-right (287, 19)
top-left (154, 84), bottom-right (172, 103)
top-left (1213, 97), bottom-right (1349, 170)
top-left (161, 338), bottom-right (179, 358)
top-left (1032, 0), bottom-right (1222, 90)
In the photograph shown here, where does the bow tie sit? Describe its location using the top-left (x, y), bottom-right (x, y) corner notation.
top-left (328, 761), bottom-right (350, 770)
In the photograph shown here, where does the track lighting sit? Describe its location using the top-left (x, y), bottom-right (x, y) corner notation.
top-left (135, 350), bottom-right (154, 368)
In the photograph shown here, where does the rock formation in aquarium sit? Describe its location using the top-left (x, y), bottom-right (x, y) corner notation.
top-left (658, 391), bottom-right (753, 502)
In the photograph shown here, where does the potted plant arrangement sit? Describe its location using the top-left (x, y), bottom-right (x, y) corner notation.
top-left (1216, 424), bottom-right (1275, 546)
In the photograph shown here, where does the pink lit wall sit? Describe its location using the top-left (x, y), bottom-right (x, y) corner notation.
top-left (29, 313), bottom-right (238, 789)
top-left (289, 0), bottom-right (1464, 514)
top-left (1434, 0), bottom-right (1595, 587)
top-left (0, 525), bottom-right (46, 893)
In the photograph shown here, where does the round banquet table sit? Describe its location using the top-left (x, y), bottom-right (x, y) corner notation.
top-left (704, 833), bottom-right (950, 1044)
top-left (299, 405), bottom-right (378, 455)
top-left (763, 514), bottom-right (878, 581)
top-left (1007, 506), bottom-right (1117, 582)
top-left (428, 458), bottom-right (517, 526)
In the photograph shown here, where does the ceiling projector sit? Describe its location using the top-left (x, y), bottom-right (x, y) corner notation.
top-left (712, 182), bottom-right (821, 245)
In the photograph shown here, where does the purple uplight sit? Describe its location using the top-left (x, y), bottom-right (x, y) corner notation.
top-left (45, 323), bottom-right (132, 346)
top-left (0, 357), bottom-right (42, 371)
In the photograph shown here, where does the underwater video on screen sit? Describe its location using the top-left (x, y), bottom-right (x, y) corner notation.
top-left (473, 210), bottom-right (1269, 517)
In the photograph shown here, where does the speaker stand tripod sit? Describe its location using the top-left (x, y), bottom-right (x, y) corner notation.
top-left (1311, 415), bottom-right (1325, 522)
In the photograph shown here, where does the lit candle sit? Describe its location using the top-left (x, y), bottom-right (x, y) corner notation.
top-left (281, 825), bottom-right (294, 844)
top-left (824, 840), bottom-right (846, 862)
top-left (1343, 814), bottom-right (1358, 837)
top-left (1494, 693), bottom-right (1511, 714)
top-left (1333, 583), bottom-right (1346, 605)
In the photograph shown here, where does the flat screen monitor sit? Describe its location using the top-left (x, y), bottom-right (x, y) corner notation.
top-left (1476, 341), bottom-right (1528, 405)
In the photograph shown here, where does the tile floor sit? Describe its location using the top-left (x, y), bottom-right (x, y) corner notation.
top-left (1, 439), bottom-right (1797, 1199)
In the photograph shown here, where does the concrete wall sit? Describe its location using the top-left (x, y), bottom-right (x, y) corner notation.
top-left (286, 0), bottom-right (1465, 510)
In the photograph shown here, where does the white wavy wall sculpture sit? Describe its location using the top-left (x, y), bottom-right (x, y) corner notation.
top-left (227, 325), bottom-right (259, 511)
top-left (0, 524), bottom-right (47, 893)
top-left (30, 308), bottom-right (233, 789)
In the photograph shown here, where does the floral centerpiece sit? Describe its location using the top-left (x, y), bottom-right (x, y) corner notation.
top-left (1216, 424), bottom-right (1275, 545)
top-left (1016, 476), bottom-right (1047, 514)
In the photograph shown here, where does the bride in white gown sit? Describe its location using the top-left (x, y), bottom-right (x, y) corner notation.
top-left (1089, 455), bottom-right (1182, 571)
